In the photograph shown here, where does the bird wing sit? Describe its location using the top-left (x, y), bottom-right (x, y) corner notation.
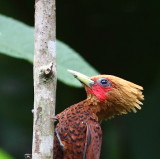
top-left (83, 119), bottom-right (102, 159)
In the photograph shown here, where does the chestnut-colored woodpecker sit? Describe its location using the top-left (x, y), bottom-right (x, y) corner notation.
top-left (53, 70), bottom-right (144, 159)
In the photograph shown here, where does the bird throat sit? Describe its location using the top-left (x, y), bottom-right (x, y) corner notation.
top-left (84, 91), bottom-right (135, 121)
top-left (83, 94), bottom-right (116, 121)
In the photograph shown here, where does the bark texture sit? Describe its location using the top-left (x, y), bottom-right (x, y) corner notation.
top-left (32, 0), bottom-right (56, 159)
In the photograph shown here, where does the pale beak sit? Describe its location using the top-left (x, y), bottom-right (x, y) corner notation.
top-left (67, 70), bottom-right (95, 88)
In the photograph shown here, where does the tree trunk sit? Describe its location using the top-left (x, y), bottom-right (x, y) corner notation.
top-left (32, 0), bottom-right (56, 159)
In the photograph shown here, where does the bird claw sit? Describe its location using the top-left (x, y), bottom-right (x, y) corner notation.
top-left (24, 154), bottom-right (32, 159)
top-left (51, 116), bottom-right (59, 127)
top-left (51, 116), bottom-right (65, 150)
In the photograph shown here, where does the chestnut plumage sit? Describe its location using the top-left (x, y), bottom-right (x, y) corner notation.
top-left (53, 70), bottom-right (144, 159)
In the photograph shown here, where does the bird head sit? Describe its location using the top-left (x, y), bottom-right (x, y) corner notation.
top-left (68, 70), bottom-right (144, 120)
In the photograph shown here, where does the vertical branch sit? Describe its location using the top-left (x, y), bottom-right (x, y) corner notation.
top-left (32, 0), bottom-right (56, 159)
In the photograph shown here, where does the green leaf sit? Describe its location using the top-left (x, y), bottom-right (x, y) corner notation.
top-left (0, 149), bottom-right (14, 159)
top-left (57, 41), bottom-right (99, 87)
top-left (0, 14), bottom-right (99, 87)
top-left (0, 15), bottom-right (33, 62)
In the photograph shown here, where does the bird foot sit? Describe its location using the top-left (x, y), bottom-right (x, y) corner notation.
top-left (51, 116), bottom-right (59, 127)
top-left (51, 116), bottom-right (65, 151)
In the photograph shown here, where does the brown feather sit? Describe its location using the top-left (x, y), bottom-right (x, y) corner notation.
top-left (84, 120), bottom-right (102, 159)
top-left (53, 102), bottom-right (102, 159)
top-left (53, 74), bottom-right (144, 158)
top-left (85, 75), bottom-right (144, 121)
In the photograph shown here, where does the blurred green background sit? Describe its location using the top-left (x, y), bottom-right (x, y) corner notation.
top-left (0, 0), bottom-right (160, 159)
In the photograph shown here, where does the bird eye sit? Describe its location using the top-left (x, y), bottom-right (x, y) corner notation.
top-left (97, 78), bottom-right (111, 87)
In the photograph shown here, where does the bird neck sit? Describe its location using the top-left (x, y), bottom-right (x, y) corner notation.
top-left (84, 95), bottom-right (114, 121)
top-left (84, 91), bottom-right (131, 121)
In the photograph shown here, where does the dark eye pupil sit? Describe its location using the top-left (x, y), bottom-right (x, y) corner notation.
top-left (97, 78), bottom-right (111, 87)
top-left (101, 79), bottom-right (107, 84)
